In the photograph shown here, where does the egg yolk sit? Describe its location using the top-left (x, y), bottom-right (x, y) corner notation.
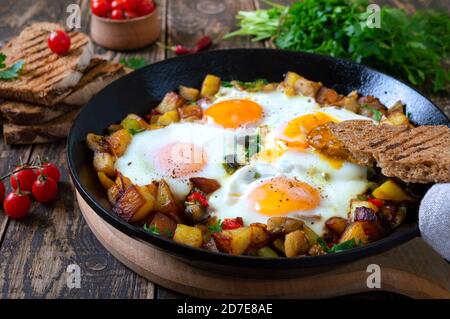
top-left (278, 112), bottom-right (337, 148)
top-left (249, 176), bottom-right (321, 216)
top-left (155, 142), bottom-right (206, 178)
top-left (204, 99), bottom-right (263, 128)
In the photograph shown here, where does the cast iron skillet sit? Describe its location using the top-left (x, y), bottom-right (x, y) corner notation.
top-left (67, 49), bottom-right (449, 277)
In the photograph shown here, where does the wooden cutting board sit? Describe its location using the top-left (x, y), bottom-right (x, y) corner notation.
top-left (76, 192), bottom-right (450, 299)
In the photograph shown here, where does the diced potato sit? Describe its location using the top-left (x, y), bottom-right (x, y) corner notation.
top-left (325, 217), bottom-right (348, 236)
top-left (86, 133), bottom-right (109, 153)
top-left (98, 172), bottom-right (115, 191)
top-left (302, 225), bottom-right (319, 245)
top-left (213, 227), bottom-right (252, 256)
top-left (195, 224), bottom-right (212, 244)
top-left (267, 217), bottom-right (304, 235)
top-left (250, 223), bottom-right (270, 248)
top-left (173, 224), bottom-right (203, 248)
top-left (257, 246), bottom-right (279, 258)
top-left (107, 183), bottom-right (122, 204)
top-left (93, 152), bottom-right (115, 177)
top-left (148, 212), bottom-right (177, 238)
top-left (112, 186), bottom-right (145, 222)
top-left (284, 230), bottom-right (309, 257)
top-left (150, 114), bottom-right (161, 124)
top-left (262, 83), bottom-right (278, 92)
top-left (107, 124), bottom-right (123, 134)
top-left (130, 185), bottom-right (156, 222)
top-left (189, 177), bottom-right (220, 194)
top-left (339, 221), bottom-right (369, 244)
top-left (179, 85), bottom-right (200, 101)
top-left (272, 238), bottom-right (285, 254)
top-left (156, 110), bottom-right (180, 126)
top-left (107, 129), bottom-right (132, 157)
top-left (184, 202), bottom-right (209, 223)
top-left (149, 124), bottom-right (163, 130)
top-left (155, 92), bottom-right (185, 114)
top-left (155, 180), bottom-right (183, 223)
top-left (316, 87), bottom-right (341, 105)
top-left (178, 104), bottom-right (203, 120)
top-left (294, 77), bottom-right (322, 97)
top-left (284, 71), bottom-right (301, 87)
top-left (115, 173), bottom-right (133, 190)
top-left (372, 179), bottom-right (412, 201)
top-left (200, 74), bottom-right (221, 97)
top-left (383, 111), bottom-right (409, 126)
top-left (336, 96), bottom-right (360, 113)
top-left (121, 114), bottom-right (150, 131)
top-left (284, 86), bottom-right (297, 97)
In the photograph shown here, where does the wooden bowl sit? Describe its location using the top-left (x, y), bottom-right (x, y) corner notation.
top-left (90, 9), bottom-right (160, 51)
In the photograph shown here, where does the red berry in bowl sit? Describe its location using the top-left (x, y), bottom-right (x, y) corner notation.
top-left (123, 0), bottom-right (139, 12)
top-left (111, 8), bottom-right (125, 19)
top-left (47, 30), bottom-right (71, 55)
top-left (136, 0), bottom-right (155, 17)
top-left (110, 0), bottom-right (125, 10)
top-left (91, 0), bottom-right (111, 17)
top-left (124, 10), bottom-right (138, 19)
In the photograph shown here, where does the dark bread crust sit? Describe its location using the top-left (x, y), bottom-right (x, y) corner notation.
top-left (308, 120), bottom-right (450, 183)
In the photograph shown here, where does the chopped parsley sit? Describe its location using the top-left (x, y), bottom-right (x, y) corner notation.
top-left (143, 223), bottom-right (160, 235)
top-left (222, 79), bottom-right (269, 91)
top-left (318, 238), bottom-right (361, 253)
top-left (208, 219), bottom-right (223, 234)
top-left (119, 56), bottom-right (148, 70)
top-left (361, 104), bottom-right (383, 122)
top-left (0, 53), bottom-right (25, 80)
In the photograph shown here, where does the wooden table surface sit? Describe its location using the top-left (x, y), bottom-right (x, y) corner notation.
top-left (0, 0), bottom-right (448, 299)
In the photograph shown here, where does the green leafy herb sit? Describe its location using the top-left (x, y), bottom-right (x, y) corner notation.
top-left (120, 56), bottom-right (148, 70)
top-left (143, 224), bottom-right (160, 235)
top-left (208, 219), bottom-right (222, 234)
top-left (224, 79), bottom-right (269, 91)
top-left (0, 53), bottom-right (25, 80)
top-left (221, 81), bottom-right (233, 88)
top-left (225, 0), bottom-right (450, 92)
top-left (361, 104), bottom-right (382, 122)
top-left (318, 238), bottom-right (361, 253)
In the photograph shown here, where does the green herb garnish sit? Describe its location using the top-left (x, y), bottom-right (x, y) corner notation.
top-left (121, 118), bottom-right (144, 135)
top-left (0, 53), bottom-right (25, 80)
top-left (143, 224), bottom-right (160, 235)
top-left (221, 81), bottom-right (233, 88)
top-left (361, 104), bottom-right (383, 122)
top-left (208, 219), bottom-right (222, 234)
top-left (225, 0), bottom-right (450, 92)
top-left (222, 79), bottom-right (269, 91)
top-left (318, 238), bottom-right (361, 253)
top-left (120, 56), bottom-right (148, 70)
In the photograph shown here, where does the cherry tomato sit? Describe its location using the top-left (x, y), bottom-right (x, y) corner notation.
top-left (10, 166), bottom-right (37, 192)
top-left (136, 0), bottom-right (155, 16)
top-left (3, 191), bottom-right (31, 219)
top-left (111, 8), bottom-right (125, 19)
top-left (124, 10), bottom-right (138, 19)
top-left (222, 217), bottom-right (243, 230)
top-left (47, 30), bottom-right (71, 55)
top-left (123, 0), bottom-right (139, 12)
top-left (110, 0), bottom-right (125, 10)
top-left (91, 0), bottom-right (111, 17)
top-left (41, 162), bottom-right (61, 183)
top-left (0, 181), bottom-right (5, 202)
top-left (32, 175), bottom-right (58, 203)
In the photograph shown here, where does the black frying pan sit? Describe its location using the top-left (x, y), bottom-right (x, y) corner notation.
top-left (67, 49), bottom-right (449, 277)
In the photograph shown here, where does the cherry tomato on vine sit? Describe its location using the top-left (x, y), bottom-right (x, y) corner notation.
top-left (32, 175), bottom-right (58, 203)
top-left (10, 165), bottom-right (37, 192)
top-left (3, 191), bottom-right (31, 219)
top-left (41, 162), bottom-right (61, 183)
top-left (47, 30), bottom-right (71, 55)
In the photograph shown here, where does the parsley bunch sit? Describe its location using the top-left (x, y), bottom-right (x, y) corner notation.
top-left (0, 53), bottom-right (25, 80)
top-left (225, 0), bottom-right (450, 92)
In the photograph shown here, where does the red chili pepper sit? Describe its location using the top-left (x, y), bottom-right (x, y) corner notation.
top-left (222, 218), bottom-right (243, 230)
top-left (368, 198), bottom-right (384, 207)
top-left (174, 45), bottom-right (194, 55)
top-left (187, 191), bottom-right (209, 207)
top-left (194, 36), bottom-right (212, 52)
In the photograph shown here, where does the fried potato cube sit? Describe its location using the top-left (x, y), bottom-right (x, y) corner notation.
top-left (267, 217), bottom-right (304, 235)
top-left (189, 177), bottom-right (220, 194)
top-left (121, 113), bottom-right (150, 130)
top-left (155, 92), bottom-right (185, 114)
top-left (250, 223), bottom-right (270, 248)
top-left (86, 133), bottom-right (110, 153)
top-left (257, 246), bottom-right (279, 258)
top-left (107, 183), bottom-right (122, 204)
top-left (339, 221), bottom-right (369, 244)
top-left (98, 172), bottom-right (115, 191)
top-left (284, 71), bottom-right (301, 87)
top-left (272, 238), bottom-right (285, 254)
top-left (148, 212), bottom-right (177, 238)
top-left (302, 225), bottom-right (320, 245)
top-left (372, 179), bottom-right (412, 201)
top-left (294, 77), bottom-right (322, 97)
top-left (284, 230), bottom-right (309, 257)
top-left (130, 185), bottom-right (156, 222)
top-left (178, 104), bottom-right (203, 121)
top-left (107, 129), bottom-right (132, 157)
top-left (213, 227), bottom-right (252, 256)
top-left (384, 111), bottom-right (410, 126)
top-left (325, 217), bottom-right (348, 236)
top-left (156, 110), bottom-right (180, 126)
top-left (316, 87), bottom-right (341, 105)
top-left (173, 224), bottom-right (203, 248)
top-left (112, 186), bottom-right (145, 222)
top-left (179, 85), bottom-right (200, 101)
top-left (200, 74), bottom-right (221, 97)
top-left (155, 180), bottom-right (183, 223)
top-left (93, 152), bottom-right (116, 177)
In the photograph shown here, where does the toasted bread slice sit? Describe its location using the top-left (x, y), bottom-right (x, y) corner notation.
top-left (0, 58), bottom-right (126, 125)
top-left (0, 22), bottom-right (93, 106)
top-left (308, 120), bottom-right (450, 183)
top-left (3, 109), bottom-right (79, 145)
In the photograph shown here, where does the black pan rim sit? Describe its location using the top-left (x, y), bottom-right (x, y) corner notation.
top-left (67, 48), bottom-right (445, 269)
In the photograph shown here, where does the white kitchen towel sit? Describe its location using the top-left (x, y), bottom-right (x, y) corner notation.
top-left (419, 183), bottom-right (450, 261)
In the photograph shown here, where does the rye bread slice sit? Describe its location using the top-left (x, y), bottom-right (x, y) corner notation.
top-left (308, 120), bottom-right (450, 183)
top-left (0, 22), bottom-right (93, 106)
top-left (3, 109), bottom-right (79, 145)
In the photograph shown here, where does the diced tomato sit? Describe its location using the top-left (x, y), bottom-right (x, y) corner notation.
top-left (222, 217), bottom-right (243, 230)
top-left (187, 191), bottom-right (208, 207)
top-left (368, 198), bottom-right (384, 207)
